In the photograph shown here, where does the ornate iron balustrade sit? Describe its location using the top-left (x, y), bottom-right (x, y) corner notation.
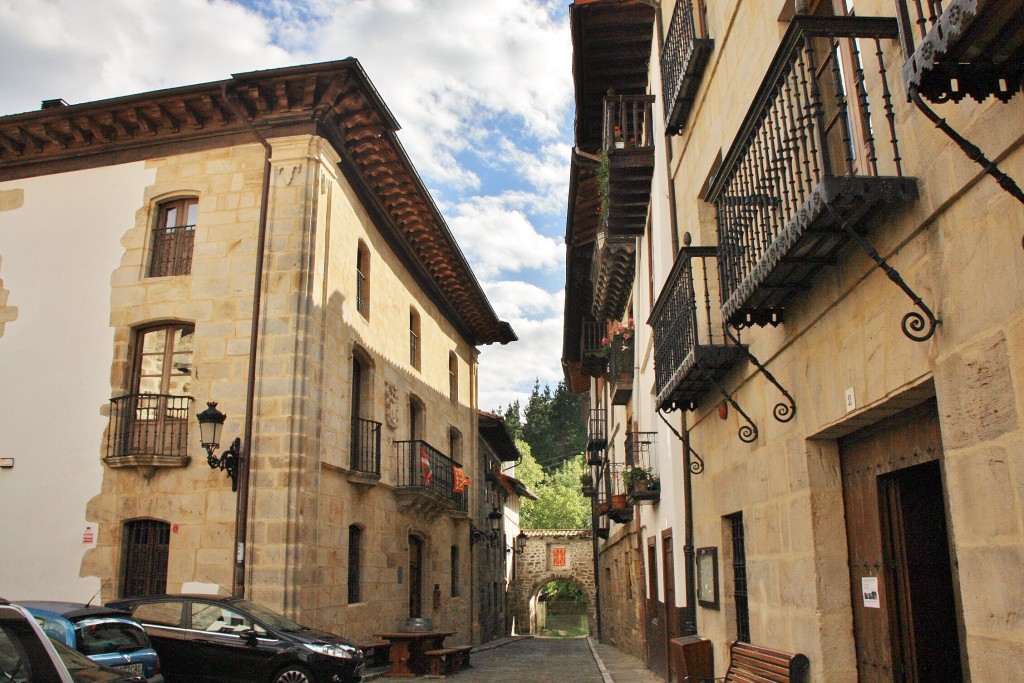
top-left (708, 15), bottom-right (917, 330)
top-left (662, 0), bottom-right (713, 134)
top-left (624, 431), bottom-right (660, 503)
top-left (650, 247), bottom-right (746, 412)
top-left (351, 417), bottom-right (382, 476)
top-left (608, 335), bottom-right (634, 405)
top-left (395, 439), bottom-right (467, 512)
top-left (895, 0), bottom-right (1024, 103)
top-left (580, 320), bottom-right (608, 378)
top-left (587, 408), bottom-right (607, 452)
top-left (106, 394), bottom-right (193, 466)
top-left (606, 461), bottom-right (634, 523)
top-left (149, 224), bottom-right (194, 277)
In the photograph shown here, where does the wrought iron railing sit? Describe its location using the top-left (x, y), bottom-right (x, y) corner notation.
top-left (651, 248), bottom-right (745, 411)
top-left (356, 269), bottom-right (367, 316)
top-left (708, 15), bottom-right (913, 329)
top-left (149, 224), bottom-right (195, 277)
top-left (603, 94), bottom-right (656, 153)
top-left (587, 408), bottom-right (607, 452)
top-left (608, 335), bottom-right (634, 405)
top-left (624, 431), bottom-right (657, 470)
top-left (351, 417), bottom-right (382, 475)
top-left (580, 320), bottom-right (605, 358)
top-left (107, 394), bottom-right (193, 459)
top-left (395, 439), bottom-right (468, 512)
top-left (894, 0), bottom-right (1023, 103)
top-left (661, 0), bottom-right (713, 133)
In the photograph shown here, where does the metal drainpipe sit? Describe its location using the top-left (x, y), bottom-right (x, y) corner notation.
top-left (220, 83), bottom-right (273, 598)
top-left (591, 503), bottom-right (602, 639)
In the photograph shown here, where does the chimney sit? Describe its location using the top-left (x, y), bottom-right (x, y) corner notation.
top-left (41, 99), bottom-right (69, 110)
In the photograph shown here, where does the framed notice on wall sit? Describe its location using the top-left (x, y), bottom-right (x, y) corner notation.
top-left (552, 547), bottom-right (567, 567)
top-left (696, 547), bottom-right (719, 609)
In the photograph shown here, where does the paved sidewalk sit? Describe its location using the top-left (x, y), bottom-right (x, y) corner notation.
top-left (364, 635), bottom-right (663, 682)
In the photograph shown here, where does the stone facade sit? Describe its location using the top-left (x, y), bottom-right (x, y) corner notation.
top-left (564, 1), bottom-right (1024, 680)
top-left (0, 62), bottom-right (515, 647)
top-left (509, 530), bottom-right (596, 636)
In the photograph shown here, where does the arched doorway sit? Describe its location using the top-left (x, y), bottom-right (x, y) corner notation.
top-left (533, 578), bottom-right (590, 637)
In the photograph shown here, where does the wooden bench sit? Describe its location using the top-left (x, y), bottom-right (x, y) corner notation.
top-left (707, 641), bottom-right (809, 683)
top-left (356, 639), bottom-right (391, 667)
top-left (423, 645), bottom-right (473, 675)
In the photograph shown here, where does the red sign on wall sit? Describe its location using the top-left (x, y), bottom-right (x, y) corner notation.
top-left (553, 547), bottom-right (567, 567)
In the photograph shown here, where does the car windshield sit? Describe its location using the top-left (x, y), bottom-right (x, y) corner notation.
top-left (75, 619), bottom-right (149, 655)
top-left (50, 638), bottom-right (100, 673)
top-left (231, 601), bottom-right (306, 633)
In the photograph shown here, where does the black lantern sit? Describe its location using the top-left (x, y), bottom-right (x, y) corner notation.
top-left (507, 530), bottom-right (528, 555)
top-left (488, 507), bottom-right (503, 532)
top-left (471, 508), bottom-right (504, 546)
top-left (196, 402), bottom-right (242, 492)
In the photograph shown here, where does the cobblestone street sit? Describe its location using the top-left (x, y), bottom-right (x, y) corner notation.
top-left (368, 636), bottom-right (664, 683)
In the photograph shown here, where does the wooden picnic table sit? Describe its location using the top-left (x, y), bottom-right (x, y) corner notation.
top-left (374, 630), bottom-right (456, 677)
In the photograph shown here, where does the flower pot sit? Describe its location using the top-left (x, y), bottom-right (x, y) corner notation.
top-left (632, 478), bottom-right (649, 493)
top-left (615, 140), bottom-right (625, 149)
top-left (611, 494), bottom-right (628, 510)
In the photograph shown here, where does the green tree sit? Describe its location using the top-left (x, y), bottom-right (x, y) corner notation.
top-left (500, 400), bottom-right (524, 442)
top-left (522, 380), bottom-right (586, 470)
top-left (518, 450), bottom-right (589, 530)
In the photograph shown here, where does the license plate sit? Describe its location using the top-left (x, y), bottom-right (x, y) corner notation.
top-left (116, 663), bottom-right (144, 676)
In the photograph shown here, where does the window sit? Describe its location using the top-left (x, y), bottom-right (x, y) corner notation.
top-left (348, 525), bottom-right (362, 604)
top-left (409, 397), bottom-right (422, 441)
top-left (449, 427), bottom-right (462, 461)
top-left (135, 324), bottom-right (194, 397)
top-left (409, 308), bottom-right (421, 369)
top-left (727, 512), bottom-right (750, 643)
top-left (120, 520), bottom-right (169, 598)
top-left (149, 198), bottom-right (197, 277)
top-left (191, 602), bottom-right (264, 635)
top-left (356, 241), bottom-right (370, 319)
top-left (448, 352), bottom-right (458, 402)
top-left (450, 546), bottom-right (460, 597)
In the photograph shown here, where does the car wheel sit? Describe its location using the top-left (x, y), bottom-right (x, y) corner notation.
top-left (272, 665), bottom-right (313, 683)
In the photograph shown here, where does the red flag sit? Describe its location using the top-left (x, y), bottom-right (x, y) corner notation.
top-left (420, 446), bottom-right (433, 486)
top-left (453, 466), bottom-right (471, 493)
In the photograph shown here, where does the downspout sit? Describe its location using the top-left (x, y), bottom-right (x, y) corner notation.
top-left (910, 89), bottom-right (1024, 208)
top-left (220, 83), bottom-right (273, 598)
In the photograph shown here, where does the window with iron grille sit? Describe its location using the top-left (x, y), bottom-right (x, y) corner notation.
top-left (149, 198), bottom-right (197, 277)
top-left (727, 512), bottom-right (750, 643)
top-left (348, 525), bottom-right (362, 603)
top-left (120, 519), bottom-right (169, 598)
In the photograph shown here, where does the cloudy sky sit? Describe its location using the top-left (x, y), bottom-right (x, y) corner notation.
top-left (0, 0), bottom-right (574, 412)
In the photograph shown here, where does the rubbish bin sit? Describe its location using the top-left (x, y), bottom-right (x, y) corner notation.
top-left (669, 636), bottom-right (713, 683)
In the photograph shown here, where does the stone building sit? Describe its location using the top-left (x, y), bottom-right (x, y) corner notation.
top-left (509, 530), bottom-right (596, 637)
top-left (0, 60), bottom-right (516, 646)
top-left (563, 1), bottom-right (1024, 681)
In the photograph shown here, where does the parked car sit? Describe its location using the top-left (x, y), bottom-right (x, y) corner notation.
top-left (0, 599), bottom-right (145, 683)
top-left (18, 601), bottom-right (162, 682)
top-left (107, 595), bottom-right (365, 683)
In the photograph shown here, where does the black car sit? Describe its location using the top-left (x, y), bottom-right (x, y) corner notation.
top-left (106, 595), bottom-right (363, 683)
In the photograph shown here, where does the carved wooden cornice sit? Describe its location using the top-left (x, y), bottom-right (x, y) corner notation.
top-left (0, 60), bottom-right (515, 346)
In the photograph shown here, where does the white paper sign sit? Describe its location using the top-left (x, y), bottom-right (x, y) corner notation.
top-left (862, 576), bottom-right (880, 608)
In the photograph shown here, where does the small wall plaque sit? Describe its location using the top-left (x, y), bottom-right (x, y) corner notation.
top-left (696, 547), bottom-right (719, 610)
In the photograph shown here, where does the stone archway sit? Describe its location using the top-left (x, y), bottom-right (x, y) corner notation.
top-left (509, 530), bottom-right (595, 636)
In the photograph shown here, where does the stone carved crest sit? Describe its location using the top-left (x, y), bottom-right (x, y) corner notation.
top-left (384, 382), bottom-right (400, 430)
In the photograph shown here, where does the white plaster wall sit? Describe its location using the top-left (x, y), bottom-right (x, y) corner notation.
top-left (0, 163), bottom-right (155, 600)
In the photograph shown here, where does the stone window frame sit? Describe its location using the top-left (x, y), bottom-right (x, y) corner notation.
top-left (148, 196), bottom-right (198, 278)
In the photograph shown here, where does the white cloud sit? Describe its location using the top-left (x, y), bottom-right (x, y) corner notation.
top-left (448, 198), bottom-right (564, 279)
top-left (478, 314), bottom-right (565, 413)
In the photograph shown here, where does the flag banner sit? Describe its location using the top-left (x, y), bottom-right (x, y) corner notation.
top-left (495, 471), bottom-right (515, 493)
top-left (453, 466), bottom-right (471, 493)
top-left (420, 446), bottom-right (433, 486)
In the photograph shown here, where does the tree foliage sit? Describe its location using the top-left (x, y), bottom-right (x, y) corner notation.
top-left (520, 380), bottom-right (586, 471)
top-left (518, 449), bottom-right (589, 530)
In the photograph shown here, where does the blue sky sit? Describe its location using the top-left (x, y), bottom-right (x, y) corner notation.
top-left (0, 0), bottom-right (574, 412)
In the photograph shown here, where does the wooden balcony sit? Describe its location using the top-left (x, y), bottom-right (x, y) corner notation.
top-left (896, 0), bottom-right (1024, 103)
top-left (587, 408), bottom-right (607, 452)
top-left (591, 225), bottom-right (636, 321)
top-left (609, 336), bottom-right (634, 405)
top-left (580, 320), bottom-right (608, 378)
top-left (394, 440), bottom-right (468, 517)
top-left (707, 16), bottom-right (917, 330)
top-left (650, 248), bottom-right (746, 412)
top-left (661, 0), bottom-right (713, 134)
top-left (601, 94), bottom-right (655, 239)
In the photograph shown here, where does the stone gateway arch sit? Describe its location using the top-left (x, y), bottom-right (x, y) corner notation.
top-left (509, 530), bottom-right (596, 636)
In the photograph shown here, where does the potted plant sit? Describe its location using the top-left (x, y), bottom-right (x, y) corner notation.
top-left (600, 318), bottom-right (635, 358)
top-left (622, 466), bottom-right (652, 494)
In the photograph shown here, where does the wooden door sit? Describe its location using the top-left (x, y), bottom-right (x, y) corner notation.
top-left (662, 530), bottom-right (679, 679)
top-left (409, 536), bottom-right (424, 618)
top-left (839, 400), bottom-right (963, 682)
top-left (646, 538), bottom-right (667, 679)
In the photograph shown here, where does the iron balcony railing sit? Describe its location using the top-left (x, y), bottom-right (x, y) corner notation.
top-left (149, 224), bottom-right (195, 277)
top-left (587, 408), bottom-right (607, 452)
top-left (894, 0), bottom-right (1024, 103)
top-left (624, 431), bottom-right (657, 470)
top-left (107, 394), bottom-right (193, 461)
top-left (661, 0), bottom-right (713, 134)
top-left (608, 335), bottom-right (634, 406)
top-left (708, 15), bottom-right (916, 330)
top-left (650, 248), bottom-right (746, 412)
top-left (395, 439), bottom-right (468, 512)
top-left (356, 269), bottom-right (367, 316)
top-left (580, 320), bottom-right (607, 378)
top-left (351, 417), bottom-right (382, 476)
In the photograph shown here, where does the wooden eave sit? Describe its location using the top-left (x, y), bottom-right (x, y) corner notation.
top-left (0, 60), bottom-right (515, 347)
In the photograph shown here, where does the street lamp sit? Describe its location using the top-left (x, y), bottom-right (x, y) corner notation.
top-left (196, 402), bottom-right (242, 492)
top-left (507, 530), bottom-right (528, 555)
top-left (470, 507), bottom-right (504, 546)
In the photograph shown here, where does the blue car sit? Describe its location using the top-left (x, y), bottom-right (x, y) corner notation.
top-left (17, 601), bottom-right (162, 682)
